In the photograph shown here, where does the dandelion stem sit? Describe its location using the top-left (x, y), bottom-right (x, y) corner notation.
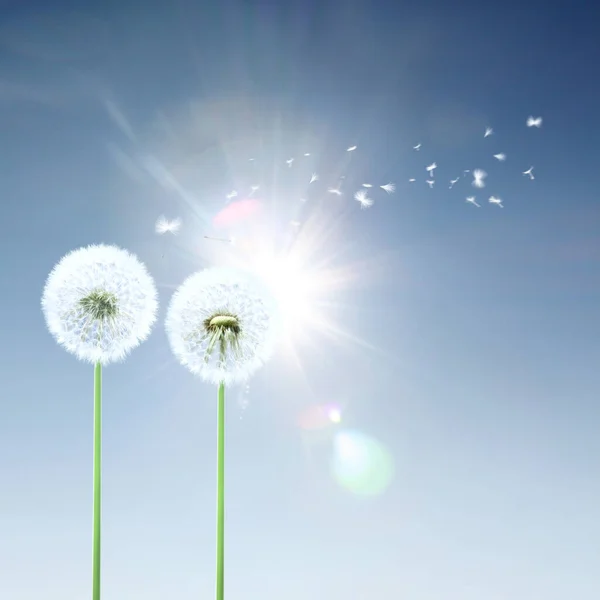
top-left (93, 362), bottom-right (102, 600)
top-left (216, 380), bottom-right (225, 600)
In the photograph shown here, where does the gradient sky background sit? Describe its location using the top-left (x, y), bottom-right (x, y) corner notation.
top-left (1, 1), bottom-right (599, 599)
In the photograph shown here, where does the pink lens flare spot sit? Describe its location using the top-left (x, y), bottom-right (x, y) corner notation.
top-left (212, 199), bottom-right (263, 229)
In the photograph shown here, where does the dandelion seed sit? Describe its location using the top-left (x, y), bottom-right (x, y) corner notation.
top-left (472, 169), bottom-right (487, 188)
top-left (226, 190), bottom-right (238, 200)
top-left (249, 185), bottom-right (260, 196)
top-left (328, 187), bottom-right (343, 196)
top-left (466, 196), bottom-right (480, 207)
top-left (155, 216), bottom-right (182, 235)
top-left (523, 166), bottom-right (535, 180)
top-left (204, 236), bottom-right (232, 244)
top-left (463, 170), bottom-right (471, 176)
top-left (347, 145), bottom-right (357, 152)
top-left (380, 183), bottom-right (395, 194)
top-left (413, 143), bottom-right (421, 151)
top-left (354, 189), bottom-right (373, 209)
top-left (426, 179), bottom-right (435, 188)
top-left (527, 116), bottom-right (543, 128)
top-left (304, 152), bottom-right (311, 156)
top-left (309, 173), bottom-right (319, 184)
top-left (449, 177), bottom-right (460, 189)
top-left (426, 162), bottom-right (437, 176)
top-left (408, 178), bottom-right (416, 183)
top-left (493, 153), bottom-right (506, 161)
top-left (489, 196), bottom-right (503, 207)
top-left (362, 183), bottom-right (373, 188)
top-left (249, 158), bottom-right (255, 162)
top-left (484, 127), bottom-right (493, 138)
top-left (286, 158), bottom-right (294, 167)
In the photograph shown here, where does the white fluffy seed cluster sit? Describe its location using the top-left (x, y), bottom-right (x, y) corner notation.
top-left (165, 267), bottom-right (279, 385)
top-left (41, 244), bottom-right (158, 365)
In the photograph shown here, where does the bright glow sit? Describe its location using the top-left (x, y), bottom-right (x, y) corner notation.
top-left (245, 251), bottom-right (318, 341)
top-left (332, 430), bottom-right (394, 496)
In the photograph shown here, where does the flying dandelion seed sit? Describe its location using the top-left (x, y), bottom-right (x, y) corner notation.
top-left (328, 187), bottom-right (343, 196)
top-left (527, 116), bottom-right (543, 128)
top-left (484, 127), bottom-right (493, 138)
top-left (249, 185), bottom-right (260, 196)
top-left (362, 183), bottom-right (373, 188)
top-left (309, 173), bottom-right (319, 184)
top-left (155, 215), bottom-right (182, 235)
top-left (426, 179), bottom-right (435, 188)
top-left (347, 145), bottom-right (357, 152)
top-left (331, 431), bottom-right (394, 496)
top-left (523, 166), bottom-right (535, 180)
top-left (466, 196), bottom-right (480, 207)
top-left (413, 143), bottom-right (421, 151)
top-left (463, 169), bottom-right (471, 175)
top-left (304, 152), bottom-right (311, 156)
top-left (286, 158), bottom-right (294, 167)
top-left (489, 196), bottom-right (504, 207)
top-left (426, 162), bottom-right (437, 176)
top-left (354, 189), bottom-right (373, 209)
top-left (449, 177), bottom-right (460, 189)
top-left (472, 169), bottom-right (487, 188)
top-left (493, 153), bottom-right (506, 161)
top-left (408, 178), bottom-right (416, 183)
top-left (204, 236), bottom-right (233, 244)
top-left (380, 183), bottom-right (395, 194)
top-left (226, 190), bottom-right (238, 200)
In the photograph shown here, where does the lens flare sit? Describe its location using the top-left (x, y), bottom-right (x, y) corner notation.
top-left (298, 402), bottom-right (343, 430)
top-left (331, 430), bottom-right (394, 496)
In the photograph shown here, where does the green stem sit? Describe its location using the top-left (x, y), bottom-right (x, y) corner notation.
top-left (216, 381), bottom-right (225, 600)
top-left (93, 362), bottom-right (102, 600)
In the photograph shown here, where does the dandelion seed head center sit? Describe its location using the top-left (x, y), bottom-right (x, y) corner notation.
top-left (78, 289), bottom-right (119, 321)
top-left (205, 313), bottom-right (241, 334)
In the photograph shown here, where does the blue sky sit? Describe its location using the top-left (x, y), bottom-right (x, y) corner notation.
top-left (1, 1), bottom-right (599, 598)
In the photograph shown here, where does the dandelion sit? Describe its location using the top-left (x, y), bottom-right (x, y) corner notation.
top-left (165, 267), bottom-right (279, 600)
top-left (380, 182), bottom-right (395, 194)
top-left (155, 215), bottom-right (182, 235)
top-left (484, 127), bottom-right (493, 138)
top-left (493, 153), bottom-right (506, 161)
top-left (354, 189), bottom-right (373, 209)
top-left (526, 116), bottom-right (543, 128)
top-left (41, 244), bottom-right (158, 600)
top-left (472, 169), bottom-right (487, 188)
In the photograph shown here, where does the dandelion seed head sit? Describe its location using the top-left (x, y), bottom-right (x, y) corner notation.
top-left (165, 267), bottom-right (280, 385)
top-left (41, 244), bottom-right (158, 365)
top-left (472, 169), bottom-right (487, 188)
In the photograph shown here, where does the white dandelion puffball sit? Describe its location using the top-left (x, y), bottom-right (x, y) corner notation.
top-left (165, 267), bottom-right (280, 386)
top-left (42, 244), bottom-right (158, 365)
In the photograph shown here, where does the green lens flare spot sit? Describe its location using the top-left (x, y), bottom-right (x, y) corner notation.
top-left (79, 289), bottom-right (119, 321)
